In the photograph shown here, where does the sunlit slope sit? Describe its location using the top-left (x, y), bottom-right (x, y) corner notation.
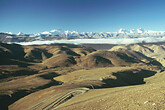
top-left (109, 43), bottom-right (165, 66)
top-left (9, 66), bottom-right (163, 110)
top-left (56, 67), bottom-right (165, 110)
top-left (57, 76), bottom-right (165, 110)
top-left (0, 42), bottom-right (164, 110)
top-left (54, 67), bottom-right (156, 88)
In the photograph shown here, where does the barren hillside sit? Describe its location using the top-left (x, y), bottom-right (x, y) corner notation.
top-left (0, 43), bottom-right (164, 110)
top-left (110, 43), bottom-right (165, 66)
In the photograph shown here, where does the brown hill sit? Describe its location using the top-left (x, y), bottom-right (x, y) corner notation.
top-left (0, 43), bottom-right (154, 69)
top-left (77, 50), bottom-right (143, 68)
top-left (109, 44), bottom-right (164, 66)
top-left (0, 43), bottom-right (29, 66)
top-left (0, 43), bottom-right (164, 110)
top-left (43, 54), bottom-right (77, 68)
top-left (9, 66), bottom-right (163, 110)
top-left (23, 44), bottom-right (96, 68)
top-left (24, 47), bottom-right (53, 62)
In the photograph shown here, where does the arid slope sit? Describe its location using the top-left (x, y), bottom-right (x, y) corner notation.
top-left (0, 43), bottom-right (164, 110)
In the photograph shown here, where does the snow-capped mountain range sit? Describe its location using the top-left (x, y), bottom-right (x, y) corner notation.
top-left (1, 28), bottom-right (165, 44)
top-left (118, 28), bottom-right (145, 33)
top-left (13, 28), bottom-right (165, 38)
top-left (38, 28), bottom-right (165, 35)
top-left (117, 28), bottom-right (165, 34)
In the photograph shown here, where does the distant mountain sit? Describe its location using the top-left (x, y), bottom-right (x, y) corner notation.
top-left (1, 28), bottom-right (165, 44)
top-left (137, 28), bottom-right (145, 33)
top-left (36, 28), bottom-right (165, 38)
top-left (118, 28), bottom-right (128, 33)
top-left (5, 32), bottom-right (13, 35)
top-left (17, 32), bottom-right (24, 36)
top-left (39, 29), bottom-right (63, 35)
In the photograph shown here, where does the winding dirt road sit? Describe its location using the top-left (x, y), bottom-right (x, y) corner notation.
top-left (30, 88), bottom-right (89, 110)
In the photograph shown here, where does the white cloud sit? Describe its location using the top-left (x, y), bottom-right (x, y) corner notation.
top-left (15, 37), bottom-right (165, 45)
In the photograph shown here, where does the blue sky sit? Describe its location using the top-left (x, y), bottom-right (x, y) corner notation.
top-left (0, 0), bottom-right (165, 34)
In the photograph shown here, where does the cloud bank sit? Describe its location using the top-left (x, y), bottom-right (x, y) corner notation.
top-left (15, 37), bottom-right (165, 45)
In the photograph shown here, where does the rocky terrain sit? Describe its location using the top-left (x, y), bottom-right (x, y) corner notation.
top-left (0, 42), bottom-right (165, 110)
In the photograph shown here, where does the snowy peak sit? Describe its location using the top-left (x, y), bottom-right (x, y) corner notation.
top-left (5, 32), bottom-right (13, 35)
top-left (41, 31), bottom-right (50, 35)
top-left (64, 30), bottom-right (79, 36)
top-left (118, 28), bottom-right (145, 34)
top-left (50, 29), bottom-right (63, 35)
top-left (17, 32), bottom-right (24, 35)
top-left (2, 28), bottom-right (165, 44)
top-left (137, 28), bottom-right (145, 33)
top-left (118, 28), bottom-right (128, 33)
top-left (129, 29), bottom-right (136, 33)
top-left (34, 28), bottom-right (165, 39)
top-left (40, 29), bottom-right (63, 35)
top-left (3, 28), bottom-right (165, 39)
top-left (39, 29), bottom-right (79, 36)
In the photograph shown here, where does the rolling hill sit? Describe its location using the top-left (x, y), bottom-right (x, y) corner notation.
top-left (0, 42), bottom-right (165, 110)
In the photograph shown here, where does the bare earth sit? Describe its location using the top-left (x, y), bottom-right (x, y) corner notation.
top-left (0, 43), bottom-right (165, 110)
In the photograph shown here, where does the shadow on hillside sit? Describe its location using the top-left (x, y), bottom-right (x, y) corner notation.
top-left (116, 52), bottom-right (139, 63)
top-left (134, 51), bottom-right (163, 66)
top-left (39, 72), bottom-right (60, 80)
top-left (59, 47), bottom-right (81, 56)
top-left (0, 59), bottom-right (32, 67)
top-left (0, 72), bottom-right (61, 110)
top-left (89, 69), bottom-right (157, 89)
top-left (0, 90), bottom-right (31, 110)
top-left (24, 48), bottom-right (53, 62)
top-left (0, 70), bottom-right (38, 79)
top-left (0, 43), bottom-right (25, 59)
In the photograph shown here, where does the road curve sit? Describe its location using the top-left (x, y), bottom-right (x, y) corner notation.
top-left (30, 93), bottom-right (61, 110)
top-left (30, 88), bottom-right (89, 110)
top-left (43, 88), bottom-right (89, 110)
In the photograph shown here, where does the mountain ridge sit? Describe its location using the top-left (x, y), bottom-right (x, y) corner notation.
top-left (1, 28), bottom-right (165, 45)
top-left (3, 28), bottom-right (165, 38)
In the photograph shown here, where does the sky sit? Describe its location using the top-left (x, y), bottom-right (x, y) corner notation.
top-left (0, 0), bottom-right (165, 34)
